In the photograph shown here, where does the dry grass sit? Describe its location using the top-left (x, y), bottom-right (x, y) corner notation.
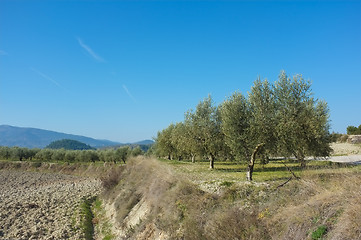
top-left (101, 156), bottom-right (361, 240)
top-left (100, 166), bottom-right (124, 191)
top-left (1, 156), bottom-right (360, 239)
top-left (267, 173), bottom-right (361, 240)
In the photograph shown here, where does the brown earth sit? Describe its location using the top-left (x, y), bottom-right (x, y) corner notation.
top-left (0, 170), bottom-right (101, 240)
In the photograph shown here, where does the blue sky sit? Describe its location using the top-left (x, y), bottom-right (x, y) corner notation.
top-left (0, 0), bottom-right (360, 143)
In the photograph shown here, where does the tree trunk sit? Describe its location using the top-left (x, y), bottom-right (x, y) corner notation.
top-left (300, 158), bottom-right (306, 168)
top-left (247, 143), bottom-right (265, 181)
top-left (295, 151), bottom-right (306, 168)
top-left (191, 154), bottom-right (195, 163)
top-left (209, 154), bottom-right (215, 169)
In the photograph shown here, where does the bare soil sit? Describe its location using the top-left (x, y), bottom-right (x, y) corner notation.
top-left (0, 170), bottom-right (101, 240)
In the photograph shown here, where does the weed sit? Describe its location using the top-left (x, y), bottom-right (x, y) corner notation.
top-left (91, 197), bottom-right (115, 240)
top-left (311, 225), bottom-right (327, 239)
top-left (220, 180), bottom-right (233, 187)
top-left (79, 196), bottom-right (96, 240)
top-left (176, 200), bottom-right (187, 221)
top-left (312, 216), bottom-right (320, 224)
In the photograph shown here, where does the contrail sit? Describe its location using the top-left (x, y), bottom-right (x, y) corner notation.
top-left (30, 68), bottom-right (68, 92)
top-left (122, 84), bottom-right (136, 102)
top-left (77, 37), bottom-right (105, 62)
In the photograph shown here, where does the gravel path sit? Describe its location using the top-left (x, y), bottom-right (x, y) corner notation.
top-left (328, 143), bottom-right (361, 165)
top-left (0, 170), bottom-right (101, 240)
top-left (325, 155), bottom-right (361, 165)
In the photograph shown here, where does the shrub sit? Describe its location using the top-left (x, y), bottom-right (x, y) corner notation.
top-left (100, 167), bottom-right (124, 191)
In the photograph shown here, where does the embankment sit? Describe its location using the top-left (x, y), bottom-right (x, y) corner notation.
top-left (100, 157), bottom-right (361, 240)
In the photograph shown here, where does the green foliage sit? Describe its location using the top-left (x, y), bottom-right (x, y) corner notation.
top-left (220, 91), bottom-right (251, 161)
top-left (347, 125), bottom-right (361, 135)
top-left (0, 144), bottom-right (143, 164)
top-left (330, 132), bottom-right (345, 143)
top-left (186, 95), bottom-right (224, 167)
top-left (249, 78), bottom-right (277, 155)
top-left (155, 123), bottom-right (176, 160)
top-left (46, 139), bottom-right (95, 150)
top-left (274, 71), bottom-right (331, 165)
top-left (311, 225), bottom-right (327, 239)
top-left (0, 146), bottom-right (40, 161)
top-left (116, 146), bottom-right (130, 163)
top-left (155, 71), bottom-right (331, 180)
top-left (130, 146), bottom-right (143, 157)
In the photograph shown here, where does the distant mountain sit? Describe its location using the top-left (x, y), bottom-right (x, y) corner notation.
top-left (0, 125), bottom-right (120, 148)
top-left (100, 139), bottom-right (155, 152)
top-left (46, 139), bottom-right (95, 150)
top-left (133, 140), bottom-right (155, 145)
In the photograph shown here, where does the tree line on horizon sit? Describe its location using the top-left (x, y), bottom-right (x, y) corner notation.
top-left (154, 71), bottom-right (331, 181)
top-left (0, 145), bottom-right (144, 164)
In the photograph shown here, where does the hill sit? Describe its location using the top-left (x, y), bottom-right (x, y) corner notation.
top-left (46, 139), bottom-right (95, 150)
top-left (133, 140), bottom-right (154, 145)
top-left (0, 125), bottom-right (120, 148)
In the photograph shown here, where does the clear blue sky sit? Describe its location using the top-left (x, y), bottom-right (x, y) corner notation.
top-left (1, 0), bottom-right (360, 143)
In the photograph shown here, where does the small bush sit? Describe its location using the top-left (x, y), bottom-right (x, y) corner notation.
top-left (205, 206), bottom-right (270, 240)
top-left (100, 167), bottom-right (123, 191)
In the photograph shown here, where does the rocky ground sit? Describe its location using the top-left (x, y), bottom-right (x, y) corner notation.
top-left (0, 170), bottom-right (101, 240)
top-left (327, 143), bottom-right (361, 164)
top-left (330, 142), bottom-right (361, 156)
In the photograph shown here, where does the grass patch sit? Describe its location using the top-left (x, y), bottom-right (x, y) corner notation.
top-left (159, 157), bottom-right (360, 183)
top-left (311, 225), bottom-right (327, 239)
top-left (80, 196), bottom-right (96, 240)
top-left (92, 198), bottom-right (115, 240)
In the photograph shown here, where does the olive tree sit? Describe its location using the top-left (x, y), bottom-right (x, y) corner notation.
top-left (155, 124), bottom-right (176, 160)
top-left (170, 122), bottom-right (189, 161)
top-left (187, 95), bottom-right (223, 169)
top-left (116, 146), bottom-right (130, 163)
top-left (274, 71), bottom-right (331, 167)
top-left (220, 92), bottom-right (255, 179)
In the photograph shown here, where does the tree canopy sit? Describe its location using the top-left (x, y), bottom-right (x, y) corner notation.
top-left (155, 71), bottom-right (332, 180)
top-left (347, 125), bottom-right (361, 135)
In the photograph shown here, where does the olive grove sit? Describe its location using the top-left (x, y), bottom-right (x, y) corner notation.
top-left (154, 71), bottom-right (332, 181)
